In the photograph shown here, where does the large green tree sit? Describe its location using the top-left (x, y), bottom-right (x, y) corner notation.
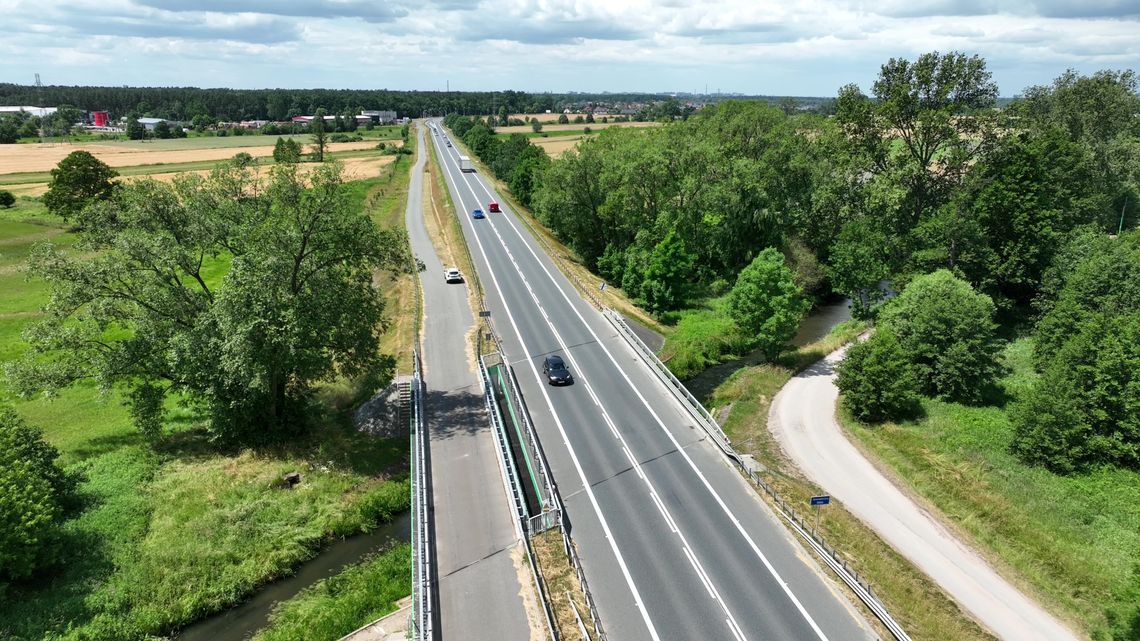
top-left (0, 409), bottom-right (79, 588)
top-left (878, 269), bottom-right (1002, 403)
top-left (42, 150), bottom-right (119, 222)
top-left (641, 229), bottom-right (695, 313)
top-left (7, 161), bottom-right (410, 441)
top-left (837, 330), bottom-right (922, 423)
top-left (1012, 312), bottom-right (1140, 473)
top-left (725, 247), bottom-right (810, 358)
top-left (837, 52), bottom-right (999, 232)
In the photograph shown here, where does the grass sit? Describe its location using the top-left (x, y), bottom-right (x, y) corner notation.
top-left (658, 297), bottom-right (753, 379)
top-left (0, 156), bottom-right (417, 640)
top-left (250, 544), bottom-right (411, 641)
top-left (841, 338), bottom-right (1140, 640)
top-left (531, 531), bottom-right (592, 641)
top-left (342, 133), bottom-right (418, 372)
top-left (706, 321), bottom-right (997, 641)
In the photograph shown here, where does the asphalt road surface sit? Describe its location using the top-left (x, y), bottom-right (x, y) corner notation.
top-left (406, 125), bottom-right (532, 641)
top-left (769, 344), bottom-right (1082, 641)
top-left (429, 121), bottom-right (874, 641)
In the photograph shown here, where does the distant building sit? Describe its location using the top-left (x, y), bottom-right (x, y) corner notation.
top-left (360, 110), bottom-right (397, 124)
top-left (136, 117), bottom-right (167, 131)
top-left (0, 106), bottom-right (57, 118)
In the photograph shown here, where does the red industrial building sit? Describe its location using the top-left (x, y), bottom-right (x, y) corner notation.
top-left (92, 111), bottom-right (109, 127)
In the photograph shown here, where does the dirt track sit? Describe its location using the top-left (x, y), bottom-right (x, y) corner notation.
top-left (768, 344), bottom-right (1082, 641)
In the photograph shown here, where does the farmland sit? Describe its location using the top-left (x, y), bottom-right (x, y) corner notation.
top-left (0, 129), bottom-right (417, 640)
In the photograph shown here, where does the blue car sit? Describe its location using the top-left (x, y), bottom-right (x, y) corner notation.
top-left (472, 208), bottom-right (485, 219)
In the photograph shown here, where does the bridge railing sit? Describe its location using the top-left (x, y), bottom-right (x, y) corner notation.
top-left (410, 349), bottom-right (433, 641)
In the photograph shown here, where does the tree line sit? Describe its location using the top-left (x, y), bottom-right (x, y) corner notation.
top-left (443, 114), bottom-right (552, 206)
top-left (525, 52), bottom-right (1140, 476)
top-left (0, 84), bottom-right (690, 124)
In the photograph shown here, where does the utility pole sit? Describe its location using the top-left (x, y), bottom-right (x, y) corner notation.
top-left (1120, 198), bottom-right (1129, 236)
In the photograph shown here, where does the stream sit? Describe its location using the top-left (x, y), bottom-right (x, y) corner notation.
top-left (176, 512), bottom-right (411, 641)
top-left (683, 297), bottom-right (852, 400)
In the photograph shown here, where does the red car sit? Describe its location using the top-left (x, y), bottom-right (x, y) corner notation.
top-left (488, 201), bottom-right (501, 213)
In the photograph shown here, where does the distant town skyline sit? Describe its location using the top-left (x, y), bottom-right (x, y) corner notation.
top-left (2, 0), bottom-right (1138, 97)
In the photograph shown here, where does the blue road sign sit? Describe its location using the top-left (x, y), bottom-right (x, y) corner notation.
top-left (810, 495), bottom-right (831, 506)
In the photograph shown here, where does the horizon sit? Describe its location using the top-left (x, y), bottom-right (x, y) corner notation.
top-left (3, 1), bottom-right (1138, 98)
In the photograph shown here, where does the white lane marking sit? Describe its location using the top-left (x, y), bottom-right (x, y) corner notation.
top-left (461, 148), bottom-right (831, 641)
top-left (683, 546), bottom-right (716, 599)
top-left (445, 149), bottom-right (750, 641)
top-left (431, 127), bottom-right (662, 641)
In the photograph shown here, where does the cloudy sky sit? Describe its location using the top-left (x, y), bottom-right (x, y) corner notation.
top-left (1, 0), bottom-right (1137, 97)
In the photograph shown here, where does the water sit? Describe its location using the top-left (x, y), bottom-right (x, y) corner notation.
top-left (684, 297), bottom-right (853, 400)
top-left (790, 297), bottom-right (852, 347)
top-left (176, 512), bottom-right (411, 641)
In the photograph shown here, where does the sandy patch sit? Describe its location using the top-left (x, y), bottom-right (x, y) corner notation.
top-left (0, 139), bottom-right (398, 176)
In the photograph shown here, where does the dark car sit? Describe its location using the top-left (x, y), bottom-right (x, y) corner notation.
top-left (542, 355), bottom-right (573, 385)
top-left (472, 208), bottom-right (485, 219)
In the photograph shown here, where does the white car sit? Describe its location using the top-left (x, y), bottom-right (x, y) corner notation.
top-left (444, 268), bottom-right (463, 283)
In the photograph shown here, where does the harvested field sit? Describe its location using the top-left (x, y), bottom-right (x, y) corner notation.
top-left (496, 121), bottom-right (658, 135)
top-left (0, 139), bottom-right (397, 176)
top-left (5, 154), bottom-right (398, 197)
top-left (532, 136), bottom-right (586, 158)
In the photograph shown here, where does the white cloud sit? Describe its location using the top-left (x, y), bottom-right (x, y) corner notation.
top-left (0, 0), bottom-right (1137, 95)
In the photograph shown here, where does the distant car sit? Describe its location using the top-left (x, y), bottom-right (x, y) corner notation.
top-left (444, 268), bottom-right (463, 283)
top-left (472, 208), bottom-right (485, 219)
top-left (542, 355), bottom-right (574, 385)
top-left (488, 201), bottom-right (501, 213)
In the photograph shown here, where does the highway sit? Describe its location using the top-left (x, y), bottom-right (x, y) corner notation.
top-left (428, 121), bottom-right (875, 641)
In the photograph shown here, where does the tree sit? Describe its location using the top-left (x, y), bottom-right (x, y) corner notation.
top-left (837, 52), bottom-right (999, 232)
top-left (726, 247), bottom-right (811, 358)
top-left (7, 161), bottom-right (411, 441)
top-left (1012, 312), bottom-right (1140, 473)
top-left (0, 409), bottom-right (79, 587)
top-left (837, 331), bottom-right (922, 422)
top-left (273, 137), bottom-right (302, 164)
top-left (531, 120), bottom-right (543, 133)
top-left (191, 113), bottom-right (213, 132)
top-left (558, 113), bottom-right (570, 124)
top-left (125, 116), bottom-right (147, 140)
top-left (827, 219), bottom-right (895, 318)
top-left (0, 121), bottom-right (17, 144)
top-left (310, 108), bottom-right (329, 162)
top-left (878, 269), bottom-right (1002, 403)
top-left (585, 112), bottom-right (595, 124)
top-left (42, 151), bottom-right (119, 222)
top-left (153, 120), bottom-right (172, 139)
top-left (0, 190), bottom-right (14, 208)
top-left (641, 229), bottom-right (695, 313)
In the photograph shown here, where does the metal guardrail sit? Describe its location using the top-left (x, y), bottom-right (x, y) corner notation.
top-left (410, 349), bottom-right (433, 641)
top-left (602, 307), bottom-right (913, 641)
top-left (478, 352), bottom-right (529, 537)
top-left (601, 308), bottom-right (737, 461)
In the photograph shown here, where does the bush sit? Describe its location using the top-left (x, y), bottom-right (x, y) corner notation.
top-left (879, 269), bottom-right (1002, 403)
top-left (0, 190), bottom-right (15, 208)
top-left (837, 331), bottom-right (922, 423)
top-left (664, 305), bottom-right (752, 379)
top-left (0, 409), bottom-right (80, 588)
top-left (726, 248), bottom-right (811, 359)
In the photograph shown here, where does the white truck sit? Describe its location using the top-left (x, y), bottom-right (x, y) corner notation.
top-left (459, 155), bottom-right (474, 173)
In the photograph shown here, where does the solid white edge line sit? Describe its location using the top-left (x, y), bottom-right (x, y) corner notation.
top-left (446, 132), bottom-right (750, 641)
top-left (431, 125), bottom-right (662, 641)
top-left (463, 141), bottom-right (832, 641)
